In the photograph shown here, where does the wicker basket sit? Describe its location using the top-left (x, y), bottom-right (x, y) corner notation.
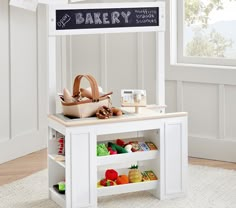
top-left (61, 75), bottom-right (112, 118)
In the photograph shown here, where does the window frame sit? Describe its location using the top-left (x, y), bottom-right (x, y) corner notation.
top-left (177, 0), bottom-right (236, 67)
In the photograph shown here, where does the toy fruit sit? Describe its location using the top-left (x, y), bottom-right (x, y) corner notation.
top-left (116, 175), bottom-right (129, 185)
top-left (99, 178), bottom-right (115, 186)
top-left (105, 169), bottom-right (118, 181)
top-left (128, 165), bottom-right (142, 183)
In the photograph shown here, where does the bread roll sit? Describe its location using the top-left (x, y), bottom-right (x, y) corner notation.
top-left (63, 88), bottom-right (76, 103)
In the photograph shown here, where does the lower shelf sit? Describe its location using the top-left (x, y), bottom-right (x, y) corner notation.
top-left (49, 187), bottom-right (65, 207)
top-left (48, 154), bottom-right (65, 168)
top-left (49, 180), bottom-right (159, 205)
top-left (97, 180), bottom-right (159, 197)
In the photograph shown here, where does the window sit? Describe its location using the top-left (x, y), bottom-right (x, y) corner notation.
top-left (178, 0), bottom-right (236, 66)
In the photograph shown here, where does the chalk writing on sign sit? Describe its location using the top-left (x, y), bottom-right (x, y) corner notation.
top-left (74, 11), bottom-right (131, 25)
top-left (56, 7), bottom-right (159, 30)
top-left (57, 14), bottom-right (71, 28)
top-left (135, 9), bottom-right (157, 24)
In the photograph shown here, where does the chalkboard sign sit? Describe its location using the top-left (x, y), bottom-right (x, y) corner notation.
top-left (56, 7), bottom-right (159, 30)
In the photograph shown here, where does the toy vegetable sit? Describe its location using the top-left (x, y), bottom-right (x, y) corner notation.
top-left (116, 175), bottom-right (129, 185)
top-left (124, 144), bottom-right (132, 153)
top-left (100, 178), bottom-right (115, 186)
top-left (116, 139), bottom-right (125, 147)
top-left (97, 143), bottom-right (110, 156)
top-left (108, 142), bottom-right (128, 154)
top-left (128, 165), bottom-right (142, 183)
top-left (108, 147), bottom-right (117, 155)
top-left (58, 181), bottom-right (66, 192)
top-left (105, 169), bottom-right (118, 181)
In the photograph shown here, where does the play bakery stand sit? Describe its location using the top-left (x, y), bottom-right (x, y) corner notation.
top-left (10, 1), bottom-right (187, 207)
top-left (48, 107), bottom-right (187, 208)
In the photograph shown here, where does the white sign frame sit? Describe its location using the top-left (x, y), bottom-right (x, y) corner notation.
top-left (10, 0), bottom-right (38, 11)
top-left (48, 2), bottom-right (165, 36)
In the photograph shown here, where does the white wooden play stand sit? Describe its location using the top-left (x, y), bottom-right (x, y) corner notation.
top-left (48, 107), bottom-right (187, 208)
top-left (10, 1), bottom-right (188, 208)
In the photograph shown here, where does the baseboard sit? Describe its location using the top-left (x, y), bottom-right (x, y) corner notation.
top-left (189, 136), bottom-right (236, 163)
top-left (0, 130), bottom-right (47, 164)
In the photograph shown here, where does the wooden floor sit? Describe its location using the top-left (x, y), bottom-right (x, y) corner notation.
top-left (189, 157), bottom-right (236, 170)
top-left (0, 149), bottom-right (47, 186)
top-left (0, 148), bottom-right (235, 186)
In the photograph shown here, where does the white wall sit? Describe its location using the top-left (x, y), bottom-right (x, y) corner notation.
top-left (59, 0), bottom-right (236, 163)
top-left (0, 1), bottom-right (47, 164)
top-left (165, 0), bottom-right (236, 162)
top-left (62, 33), bottom-right (157, 106)
top-left (1, 0), bottom-right (236, 163)
top-left (57, 0), bottom-right (158, 107)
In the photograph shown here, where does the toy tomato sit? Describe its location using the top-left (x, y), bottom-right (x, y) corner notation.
top-left (105, 169), bottom-right (118, 181)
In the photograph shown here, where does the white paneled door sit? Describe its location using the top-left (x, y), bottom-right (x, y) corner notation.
top-left (0, 1), bottom-right (47, 164)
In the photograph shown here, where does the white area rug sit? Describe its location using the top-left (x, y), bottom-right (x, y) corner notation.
top-left (1, 165), bottom-right (236, 208)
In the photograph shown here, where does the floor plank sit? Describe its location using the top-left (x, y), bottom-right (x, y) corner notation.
top-left (0, 149), bottom-right (47, 186)
top-left (189, 157), bottom-right (236, 170)
top-left (0, 149), bottom-right (236, 186)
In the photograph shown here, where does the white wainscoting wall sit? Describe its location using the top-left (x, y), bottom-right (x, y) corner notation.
top-left (61, 32), bottom-right (236, 163)
top-left (165, 0), bottom-right (236, 162)
top-left (0, 1), bottom-right (47, 164)
top-left (1, 0), bottom-right (236, 163)
top-left (58, 0), bottom-right (236, 163)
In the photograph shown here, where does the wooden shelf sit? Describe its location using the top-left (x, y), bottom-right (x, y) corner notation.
top-left (48, 154), bottom-right (65, 168)
top-left (97, 150), bottom-right (159, 166)
top-left (97, 180), bottom-right (159, 197)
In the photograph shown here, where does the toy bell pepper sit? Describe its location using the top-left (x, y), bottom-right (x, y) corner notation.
top-left (105, 169), bottom-right (118, 181)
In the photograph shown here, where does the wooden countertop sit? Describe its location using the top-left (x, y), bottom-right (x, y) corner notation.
top-left (48, 105), bottom-right (187, 127)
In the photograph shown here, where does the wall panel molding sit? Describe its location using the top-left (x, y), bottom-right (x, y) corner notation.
top-left (218, 84), bottom-right (225, 140)
top-left (166, 64), bottom-right (236, 86)
top-left (189, 135), bottom-right (236, 162)
top-left (171, 80), bottom-right (236, 162)
top-left (224, 85), bottom-right (236, 140)
top-left (0, 2), bottom-right (47, 164)
top-left (66, 36), bottom-right (73, 90)
top-left (137, 33), bottom-right (144, 89)
top-left (0, 0), bottom-right (11, 142)
top-left (100, 34), bottom-right (108, 91)
top-left (177, 81), bottom-right (183, 112)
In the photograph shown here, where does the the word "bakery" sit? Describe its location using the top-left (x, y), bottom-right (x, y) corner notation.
top-left (75, 11), bottom-right (131, 25)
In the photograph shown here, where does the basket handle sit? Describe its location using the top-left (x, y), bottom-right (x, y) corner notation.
top-left (72, 75), bottom-right (100, 101)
